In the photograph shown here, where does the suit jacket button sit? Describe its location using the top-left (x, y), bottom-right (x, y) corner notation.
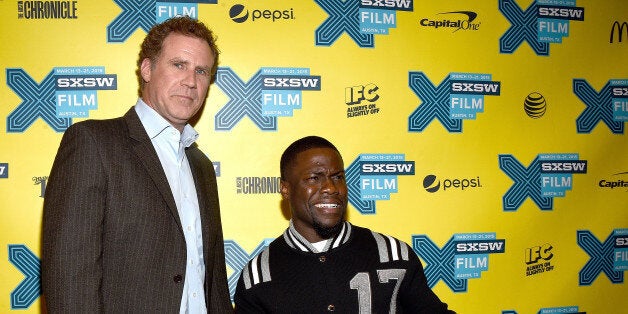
top-left (173, 274), bottom-right (183, 283)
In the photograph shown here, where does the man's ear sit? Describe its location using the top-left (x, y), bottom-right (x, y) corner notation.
top-left (280, 180), bottom-right (290, 200)
top-left (140, 58), bottom-right (152, 83)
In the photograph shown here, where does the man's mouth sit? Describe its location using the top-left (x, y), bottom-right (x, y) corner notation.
top-left (314, 203), bottom-right (340, 209)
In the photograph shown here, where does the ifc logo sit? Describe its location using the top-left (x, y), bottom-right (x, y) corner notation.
top-left (524, 92), bottom-right (547, 118)
top-left (423, 174), bottom-right (440, 193)
top-left (230, 4), bottom-right (248, 23)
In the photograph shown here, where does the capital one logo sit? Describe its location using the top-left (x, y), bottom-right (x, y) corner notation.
top-left (498, 0), bottom-right (584, 56)
top-left (574, 79), bottom-right (626, 134)
top-left (344, 154), bottom-right (414, 214)
top-left (214, 67), bottom-right (321, 131)
top-left (223, 239), bottom-right (272, 301)
top-left (107, 0), bottom-right (217, 43)
top-left (408, 72), bottom-right (500, 133)
top-left (498, 153), bottom-right (586, 211)
top-left (577, 229), bottom-right (626, 285)
top-left (8, 245), bottom-right (41, 309)
top-left (314, 0), bottom-right (412, 47)
top-left (412, 233), bottom-right (505, 292)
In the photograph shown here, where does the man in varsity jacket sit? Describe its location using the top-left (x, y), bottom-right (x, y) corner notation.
top-left (234, 136), bottom-right (455, 313)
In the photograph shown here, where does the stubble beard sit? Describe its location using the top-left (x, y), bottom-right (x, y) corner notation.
top-left (312, 211), bottom-right (345, 239)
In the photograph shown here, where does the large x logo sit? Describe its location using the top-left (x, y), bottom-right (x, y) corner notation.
top-left (214, 68), bottom-right (277, 131)
top-left (577, 231), bottom-right (624, 285)
top-left (408, 72), bottom-right (462, 132)
top-left (499, 0), bottom-right (549, 56)
top-left (574, 79), bottom-right (623, 134)
top-left (8, 245), bottom-right (40, 310)
top-left (6, 69), bottom-right (71, 133)
top-left (345, 156), bottom-right (376, 215)
top-left (412, 236), bottom-right (467, 292)
top-left (224, 239), bottom-right (272, 301)
top-left (499, 155), bottom-right (553, 211)
top-left (314, 0), bottom-right (374, 47)
top-left (107, 0), bottom-right (155, 43)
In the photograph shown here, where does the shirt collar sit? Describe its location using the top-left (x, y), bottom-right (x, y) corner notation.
top-left (284, 220), bottom-right (352, 253)
top-left (134, 99), bottom-right (199, 147)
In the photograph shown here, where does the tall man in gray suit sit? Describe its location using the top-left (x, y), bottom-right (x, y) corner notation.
top-left (42, 16), bottom-right (232, 313)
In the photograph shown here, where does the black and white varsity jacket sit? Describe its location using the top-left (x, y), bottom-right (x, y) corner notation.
top-left (234, 221), bottom-right (455, 313)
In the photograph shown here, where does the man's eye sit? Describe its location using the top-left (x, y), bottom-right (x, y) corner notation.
top-left (196, 69), bottom-right (209, 76)
top-left (174, 63), bottom-right (184, 69)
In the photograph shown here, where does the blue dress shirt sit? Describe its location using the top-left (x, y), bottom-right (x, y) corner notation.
top-left (135, 99), bottom-right (207, 314)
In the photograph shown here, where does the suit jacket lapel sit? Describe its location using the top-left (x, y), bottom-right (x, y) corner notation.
top-left (124, 108), bottom-right (183, 232)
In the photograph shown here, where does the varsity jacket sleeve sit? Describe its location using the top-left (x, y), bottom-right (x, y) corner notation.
top-left (399, 242), bottom-right (456, 313)
top-left (234, 267), bottom-right (267, 313)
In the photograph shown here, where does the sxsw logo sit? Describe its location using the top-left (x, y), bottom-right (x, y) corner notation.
top-left (577, 229), bottom-right (627, 285)
top-left (408, 72), bottom-right (500, 132)
top-left (8, 244), bottom-right (41, 309)
top-left (503, 306), bottom-right (584, 314)
top-left (6, 67), bottom-right (117, 133)
top-left (223, 239), bottom-right (272, 301)
top-left (499, 0), bottom-right (584, 56)
top-left (212, 161), bottom-right (221, 177)
top-left (575, 79), bottom-right (627, 134)
top-left (0, 163), bottom-right (8, 179)
top-left (107, 0), bottom-right (217, 43)
top-left (345, 154), bottom-right (414, 214)
top-left (314, 0), bottom-right (413, 47)
top-left (214, 67), bottom-right (321, 131)
top-left (412, 232), bottom-right (505, 292)
top-left (499, 153), bottom-right (587, 211)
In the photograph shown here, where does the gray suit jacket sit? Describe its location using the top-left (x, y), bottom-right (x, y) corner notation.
top-left (42, 107), bottom-right (232, 313)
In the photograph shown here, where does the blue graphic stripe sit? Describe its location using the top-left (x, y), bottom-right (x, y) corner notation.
top-left (224, 240), bottom-right (271, 301)
top-left (408, 72), bottom-right (461, 132)
top-left (412, 236), bottom-right (467, 292)
top-left (499, 0), bottom-right (549, 55)
top-left (574, 79), bottom-right (623, 134)
top-left (346, 156), bottom-right (376, 214)
top-left (577, 231), bottom-right (623, 285)
top-left (315, 0), bottom-right (374, 47)
top-left (8, 245), bottom-right (41, 309)
top-left (6, 69), bottom-right (71, 132)
top-left (499, 155), bottom-right (553, 211)
top-left (107, 0), bottom-right (155, 43)
top-left (215, 68), bottom-right (277, 131)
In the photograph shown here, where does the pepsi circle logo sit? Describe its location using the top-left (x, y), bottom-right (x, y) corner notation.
top-left (423, 174), bottom-right (440, 193)
top-left (230, 4), bottom-right (249, 23)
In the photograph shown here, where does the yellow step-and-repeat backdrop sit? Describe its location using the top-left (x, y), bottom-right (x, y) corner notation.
top-left (1, 0), bottom-right (626, 313)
